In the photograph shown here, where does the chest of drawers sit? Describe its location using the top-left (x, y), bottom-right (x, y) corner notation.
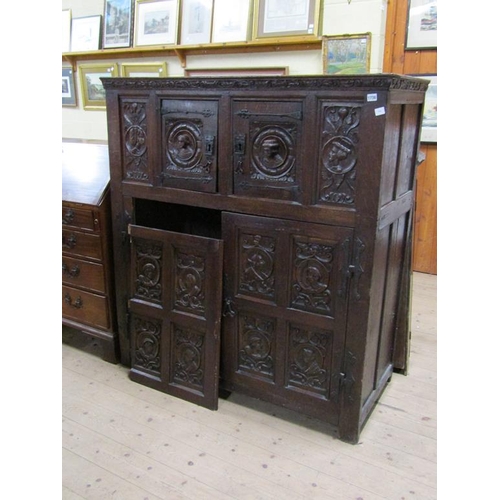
top-left (62, 141), bottom-right (118, 363)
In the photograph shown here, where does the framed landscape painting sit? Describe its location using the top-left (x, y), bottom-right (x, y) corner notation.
top-left (135, 0), bottom-right (179, 46)
top-left (322, 33), bottom-right (371, 75)
top-left (62, 67), bottom-right (77, 106)
top-left (79, 63), bottom-right (119, 110)
top-left (406, 0), bottom-right (437, 49)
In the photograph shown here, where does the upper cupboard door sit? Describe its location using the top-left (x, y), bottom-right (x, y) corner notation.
top-left (128, 224), bottom-right (223, 410)
top-left (231, 99), bottom-right (304, 202)
top-left (160, 99), bottom-right (219, 193)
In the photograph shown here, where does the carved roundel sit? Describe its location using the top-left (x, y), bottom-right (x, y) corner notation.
top-left (252, 126), bottom-right (295, 178)
top-left (137, 257), bottom-right (161, 286)
top-left (293, 344), bottom-right (323, 372)
top-left (322, 136), bottom-right (356, 175)
top-left (243, 331), bottom-right (271, 361)
top-left (166, 121), bottom-right (203, 170)
top-left (125, 126), bottom-right (147, 157)
top-left (136, 330), bottom-right (160, 359)
top-left (297, 259), bottom-right (329, 293)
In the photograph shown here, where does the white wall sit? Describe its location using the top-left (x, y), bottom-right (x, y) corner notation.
top-left (62, 0), bottom-right (388, 141)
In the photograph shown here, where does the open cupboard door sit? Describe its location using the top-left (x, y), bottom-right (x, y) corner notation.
top-left (127, 224), bottom-right (223, 410)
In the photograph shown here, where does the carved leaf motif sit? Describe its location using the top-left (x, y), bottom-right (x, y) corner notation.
top-left (121, 101), bottom-right (149, 181)
top-left (174, 252), bottom-right (206, 315)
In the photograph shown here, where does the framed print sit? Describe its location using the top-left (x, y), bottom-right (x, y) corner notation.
top-left (406, 0), bottom-right (437, 49)
top-left (71, 15), bottom-right (101, 52)
top-left (62, 67), bottom-right (77, 107)
top-left (184, 66), bottom-right (288, 77)
top-left (253, 0), bottom-right (320, 39)
top-left (134, 0), bottom-right (179, 46)
top-left (180, 0), bottom-right (214, 45)
top-left (322, 33), bottom-right (371, 75)
top-left (62, 10), bottom-right (71, 52)
top-left (121, 62), bottom-right (168, 77)
top-left (419, 75), bottom-right (437, 142)
top-left (103, 0), bottom-right (134, 48)
top-left (211, 0), bottom-right (251, 43)
top-left (79, 63), bottom-right (118, 110)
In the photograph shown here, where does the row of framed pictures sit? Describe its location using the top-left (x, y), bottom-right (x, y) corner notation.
top-left (63, 0), bottom-right (322, 52)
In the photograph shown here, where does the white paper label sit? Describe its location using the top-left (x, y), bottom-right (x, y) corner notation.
top-left (367, 93), bottom-right (378, 102)
top-left (374, 106), bottom-right (386, 116)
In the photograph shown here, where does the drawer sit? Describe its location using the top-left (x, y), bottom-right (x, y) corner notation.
top-left (62, 256), bottom-right (106, 293)
top-left (62, 286), bottom-right (110, 330)
top-left (62, 229), bottom-right (102, 260)
top-left (62, 206), bottom-right (98, 231)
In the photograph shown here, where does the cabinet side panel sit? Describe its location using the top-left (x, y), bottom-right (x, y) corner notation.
top-left (361, 225), bottom-right (390, 405)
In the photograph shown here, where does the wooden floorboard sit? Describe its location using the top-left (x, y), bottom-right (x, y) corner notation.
top-left (62, 272), bottom-right (437, 500)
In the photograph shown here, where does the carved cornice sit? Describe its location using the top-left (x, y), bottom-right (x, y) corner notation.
top-left (102, 74), bottom-right (429, 93)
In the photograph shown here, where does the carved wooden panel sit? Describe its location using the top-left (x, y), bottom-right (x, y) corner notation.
top-left (161, 99), bottom-right (218, 193)
top-left (120, 99), bottom-right (150, 182)
top-left (237, 312), bottom-right (276, 382)
top-left (232, 100), bottom-right (303, 201)
top-left (131, 314), bottom-right (162, 378)
top-left (316, 103), bottom-right (361, 206)
top-left (286, 325), bottom-right (332, 398)
top-left (128, 224), bottom-right (223, 410)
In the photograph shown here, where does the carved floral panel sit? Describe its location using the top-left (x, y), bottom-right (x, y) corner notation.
top-left (174, 249), bottom-right (206, 317)
top-left (171, 325), bottom-right (205, 390)
top-left (120, 100), bottom-right (149, 182)
top-left (318, 105), bottom-right (361, 206)
top-left (133, 237), bottom-right (163, 303)
top-left (132, 315), bottom-right (162, 375)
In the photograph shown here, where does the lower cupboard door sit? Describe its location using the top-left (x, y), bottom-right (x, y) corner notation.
top-left (127, 224), bottom-right (223, 410)
top-left (221, 212), bottom-right (353, 424)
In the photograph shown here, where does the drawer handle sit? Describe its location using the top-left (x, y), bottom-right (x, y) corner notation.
top-left (64, 293), bottom-right (83, 309)
top-left (62, 233), bottom-right (77, 249)
top-left (62, 262), bottom-right (80, 278)
top-left (62, 209), bottom-right (75, 225)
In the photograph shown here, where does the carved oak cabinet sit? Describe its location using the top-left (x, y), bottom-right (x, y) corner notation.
top-left (103, 74), bottom-right (428, 443)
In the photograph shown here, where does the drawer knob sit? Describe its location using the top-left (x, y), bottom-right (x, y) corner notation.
top-left (62, 209), bottom-right (75, 225)
top-left (62, 233), bottom-right (77, 249)
top-left (62, 262), bottom-right (80, 278)
top-left (64, 293), bottom-right (83, 309)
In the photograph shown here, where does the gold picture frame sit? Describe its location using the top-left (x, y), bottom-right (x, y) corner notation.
top-left (79, 63), bottom-right (118, 110)
top-left (253, 0), bottom-right (321, 40)
top-left (322, 33), bottom-right (371, 75)
top-left (120, 62), bottom-right (168, 77)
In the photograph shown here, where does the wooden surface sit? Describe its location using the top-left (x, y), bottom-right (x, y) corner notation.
top-left (383, 0), bottom-right (437, 275)
top-left (62, 271), bottom-right (437, 499)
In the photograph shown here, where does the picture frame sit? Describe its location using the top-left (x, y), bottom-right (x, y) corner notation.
top-left (184, 66), bottom-right (288, 77)
top-left (62, 10), bottom-right (71, 52)
top-left (121, 62), bottom-right (168, 77)
top-left (419, 74), bottom-right (437, 143)
top-left (62, 67), bottom-right (77, 107)
top-left (322, 33), bottom-right (371, 75)
top-left (253, 0), bottom-right (321, 40)
top-left (103, 0), bottom-right (134, 49)
top-left (71, 15), bottom-right (102, 52)
top-left (79, 63), bottom-right (119, 110)
top-left (406, 0), bottom-right (437, 50)
top-left (180, 0), bottom-right (214, 45)
top-left (211, 0), bottom-right (251, 43)
top-left (135, 0), bottom-right (179, 47)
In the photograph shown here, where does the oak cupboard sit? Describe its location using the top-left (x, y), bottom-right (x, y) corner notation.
top-left (103, 74), bottom-right (428, 442)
